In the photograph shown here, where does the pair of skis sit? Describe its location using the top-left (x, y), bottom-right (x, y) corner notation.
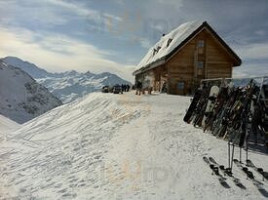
top-left (233, 159), bottom-right (268, 197)
top-left (204, 156), bottom-right (268, 197)
top-left (203, 156), bottom-right (245, 189)
top-left (246, 159), bottom-right (268, 181)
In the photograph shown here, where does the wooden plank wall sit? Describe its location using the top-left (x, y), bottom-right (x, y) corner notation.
top-left (206, 32), bottom-right (233, 79)
top-left (166, 29), bottom-right (233, 94)
top-left (167, 40), bottom-right (196, 94)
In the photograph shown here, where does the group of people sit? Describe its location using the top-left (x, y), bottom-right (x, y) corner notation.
top-left (135, 81), bottom-right (152, 95)
top-left (121, 84), bottom-right (131, 92)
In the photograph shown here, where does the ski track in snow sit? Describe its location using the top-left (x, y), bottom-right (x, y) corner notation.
top-left (0, 92), bottom-right (268, 199)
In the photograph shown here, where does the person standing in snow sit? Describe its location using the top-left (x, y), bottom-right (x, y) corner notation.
top-left (136, 81), bottom-right (142, 95)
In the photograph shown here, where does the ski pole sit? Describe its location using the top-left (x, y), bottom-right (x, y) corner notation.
top-left (245, 138), bottom-right (248, 161)
top-left (230, 143), bottom-right (235, 173)
top-left (228, 142), bottom-right (231, 169)
top-left (239, 147), bottom-right (242, 163)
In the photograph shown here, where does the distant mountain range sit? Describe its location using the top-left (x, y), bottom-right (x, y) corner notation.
top-left (3, 56), bottom-right (53, 78)
top-left (0, 60), bottom-right (62, 124)
top-left (3, 57), bottom-right (131, 103)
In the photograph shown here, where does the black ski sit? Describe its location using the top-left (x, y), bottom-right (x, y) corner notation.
top-left (203, 156), bottom-right (230, 188)
top-left (208, 157), bottom-right (246, 189)
top-left (233, 159), bottom-right (268, 197)
top-left (246, 159), bottom-right (268, 181)
top-left (183, 89), bottom-right (202, 123)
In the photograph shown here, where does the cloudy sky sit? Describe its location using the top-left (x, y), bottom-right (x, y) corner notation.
top-left (0, 0), bottom-right (268, 81)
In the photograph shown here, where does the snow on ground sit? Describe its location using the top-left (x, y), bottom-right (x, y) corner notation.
top-left (0, 92), bottom-right (268, 199)
top-left (0, 114), bottom-right (21, 134)
top-left (0, 114), bottom-right (21, 147)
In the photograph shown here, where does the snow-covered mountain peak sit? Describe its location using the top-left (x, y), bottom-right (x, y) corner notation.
top-left (84, 71), bottom-right (94, 76)
top-left (3, 56), bottom-right (51, 78)
top-left (36, 71), bottom-right (131, 103)
top-left (62, 70), bottom-right (81, 77)
top-left (0, 60), bottom-right (62, 123)
top-left (3, 56), bottom-right (132, 103)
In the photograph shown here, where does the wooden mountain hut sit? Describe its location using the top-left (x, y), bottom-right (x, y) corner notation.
top-left (133, 21), bottom-right (241, 95)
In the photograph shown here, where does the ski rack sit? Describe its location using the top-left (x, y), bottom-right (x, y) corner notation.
top-left (201, 76), bottom-right (268, 82)
top-left (201, 76), bottom-right (268, 105)
top-left (199, 76), bottom-right (268, 173)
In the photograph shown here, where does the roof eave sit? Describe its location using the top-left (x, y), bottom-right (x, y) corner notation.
top-left (233, 60), bottom-right (242, 67)
top-left (133, 59), bottom-right (165, 76)
top-left (203, 22), bottom-right (242, 67)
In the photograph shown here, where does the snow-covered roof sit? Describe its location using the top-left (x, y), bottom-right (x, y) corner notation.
top-left (133, 21), bottom-right (241, 75)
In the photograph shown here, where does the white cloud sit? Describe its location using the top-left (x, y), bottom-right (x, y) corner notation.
top-left (255, 30), bottom-right (266, 36)
top-left (139, 38), bottom-right (152, 49)
top-left (47, 0), bottom-right (122, 24)
top-left (233, 62), bottom-right (268, 78)
top-left (235, 42), bottom-right (268, 60)
top-left (47, 0), bottom-right (96, 16)
top-left (0, 28), bottom-right (135, 82)
top-left (230, 42), bottom-right (268, 78)
top-left (157, 0), bottom-right (183, 7)
top-left (0, 0), bottom-right (68, 27)
top-left (0, 0), bottom-right (122, 32)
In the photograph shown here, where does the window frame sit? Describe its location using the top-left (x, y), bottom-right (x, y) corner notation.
top-left (198, 61), bottom-right (204, 69)
top-left (198, 40), bottom-right (205, 48)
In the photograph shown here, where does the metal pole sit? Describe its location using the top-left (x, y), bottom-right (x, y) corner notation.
top-left (257, 77), bottom-right (265, 103)
top-left (246, 145), bottom-right (248, 161)
top-left (239, 147), bottom-right (242, 163)
top-left (230, 143), bottom-right (235, 172)
top-left (228, 142), bottom-right (230, 168)
top-left (201, 75), bottom-right (268, 83)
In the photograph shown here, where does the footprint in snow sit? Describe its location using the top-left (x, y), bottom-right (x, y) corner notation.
top-left (58, 188), bottom-right (67, 193)
top-left (46, 178), bottom-right (52, 182)
top-left (55, 183), bottom-right (62, 188)
top-left (62, 193), bottom-right (77, 198)
top-left (69, 178), bottom-right (78, 183)
top-left (67, 175), bottom-right (75, 180)
top-left (15, 179), bottom-right (25, 185)
top-left (78, 183), bottom-right (86, 187)
top-left (20, 188), bottom-right (27, 193)
top-left (94, 155), bottom-right (101, 160)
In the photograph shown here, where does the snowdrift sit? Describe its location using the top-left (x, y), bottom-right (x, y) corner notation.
top-left (0, 92), bottom-right (267, 199)
top-left (0, 114), bottom-right (21, 133)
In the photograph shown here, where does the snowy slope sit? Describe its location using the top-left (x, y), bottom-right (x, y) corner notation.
top-left (0, 114), bottom-right (21, 133)
top-left (0, 114), bottom-right (21, 144)
top-left (0, 60), bottom-right (62, 124)
top-left (3, 56), bottom-right (132, 103)
top-left (1, 92), bottom-right (268, 199)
